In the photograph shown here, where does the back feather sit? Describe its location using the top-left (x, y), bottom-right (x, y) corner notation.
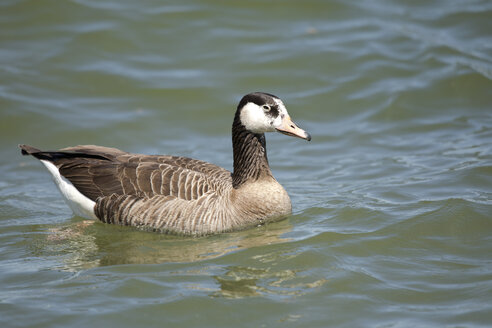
top-left (20, 144), bottom-right (232, 202)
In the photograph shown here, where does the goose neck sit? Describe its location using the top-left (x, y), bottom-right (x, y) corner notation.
top-left (231, 120), bottom-right (272, 188)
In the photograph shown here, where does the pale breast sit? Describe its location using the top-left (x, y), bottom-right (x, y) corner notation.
top-left (231, 178), bottom-right (292, 225)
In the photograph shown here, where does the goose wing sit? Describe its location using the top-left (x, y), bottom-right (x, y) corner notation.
top-left (21, 145), bottom-right (232, 202)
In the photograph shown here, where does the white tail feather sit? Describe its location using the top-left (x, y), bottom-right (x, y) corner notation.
top-left (40, 160), bottom-right (97, 220)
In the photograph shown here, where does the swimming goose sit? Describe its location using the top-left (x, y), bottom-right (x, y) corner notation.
top-left (20, 92), bottom-right (311, 235)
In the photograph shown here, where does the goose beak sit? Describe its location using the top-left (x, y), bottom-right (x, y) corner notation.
top-left (276, 116), bottom-right (311, 141)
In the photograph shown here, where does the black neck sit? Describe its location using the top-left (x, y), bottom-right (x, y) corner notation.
top-left (231, 116), bottom-right (272, 188)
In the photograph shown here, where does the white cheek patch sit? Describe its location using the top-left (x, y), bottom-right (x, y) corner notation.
top-left (271, 115), bottom-right (283, 129)
top-left (274, 98), bottom-right (289, 118)
top-left (240, 102), bottom-right (276, 133)
top-left (271, 98), bottom-right (289, 128)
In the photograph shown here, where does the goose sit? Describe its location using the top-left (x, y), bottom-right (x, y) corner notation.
top-left (20, 92), bottom-right (311, 235)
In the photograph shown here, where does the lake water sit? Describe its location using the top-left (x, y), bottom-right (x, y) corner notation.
top-left (1, 0), bottom-right (492, 327)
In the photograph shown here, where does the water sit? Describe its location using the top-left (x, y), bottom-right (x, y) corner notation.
top-left (1, 0), bottom-right (492, 327)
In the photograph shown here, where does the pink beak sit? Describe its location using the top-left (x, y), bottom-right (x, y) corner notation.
top-left (276, 116), bottom-right (311, 141)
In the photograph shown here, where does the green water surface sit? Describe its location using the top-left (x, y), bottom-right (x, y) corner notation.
top-left (1, 0), bottom-right (492, 327)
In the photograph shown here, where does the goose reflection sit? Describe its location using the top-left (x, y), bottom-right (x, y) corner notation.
top-left (41, 217), bottom-right (293, 271)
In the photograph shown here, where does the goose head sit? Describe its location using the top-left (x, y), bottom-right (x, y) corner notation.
top-left (236, 92), bottom-right (311, 141)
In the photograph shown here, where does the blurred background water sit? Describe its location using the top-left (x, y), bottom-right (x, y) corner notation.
top-left (1, 0), bottom-right (492, 327)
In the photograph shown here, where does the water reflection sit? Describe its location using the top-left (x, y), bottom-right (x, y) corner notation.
top-left (38, 217), bottom-right (294, 271)
top-left (212, 262), bottom-right (328, 299)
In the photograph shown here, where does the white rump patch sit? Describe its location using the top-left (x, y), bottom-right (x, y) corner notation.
top-left (41, 160), bottom-right (98, 220)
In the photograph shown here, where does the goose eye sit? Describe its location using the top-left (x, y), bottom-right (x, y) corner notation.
top-left (262, 105), bottom-right (270, 112)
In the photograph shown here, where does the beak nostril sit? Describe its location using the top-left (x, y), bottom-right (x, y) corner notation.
top-left (290, 125), bottom-right (295, 129)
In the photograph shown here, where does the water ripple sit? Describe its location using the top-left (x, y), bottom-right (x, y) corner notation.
top-left (1, 0), bottom-right (492, 327)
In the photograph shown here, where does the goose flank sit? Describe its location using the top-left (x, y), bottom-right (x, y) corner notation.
top-left (20, 92), bottom-right (311, 235)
